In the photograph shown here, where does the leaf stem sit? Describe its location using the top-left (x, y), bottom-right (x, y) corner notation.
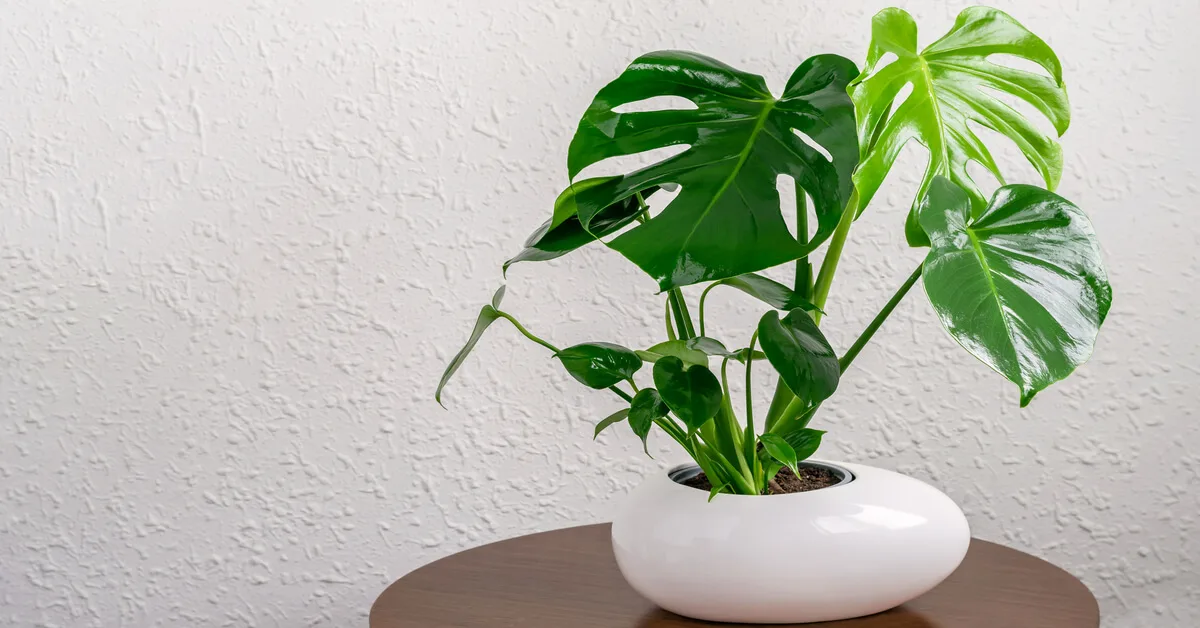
top-left (794, 191), bottom-right (811, 297)
top-left (495, 311), bottom-right (560, 353)
top-left (839, 263), bottom-right (923, 372)
top-left (811, 190), bottom-right (859, 323)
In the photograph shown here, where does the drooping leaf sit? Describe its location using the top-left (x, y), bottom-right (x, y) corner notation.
top-left (628, 389), bottom-right (670, 455)
top-left (652, 357), bottom-right (723, 432)
top-left (918, 177), bottom-right (1110, 406)
top-left (757, 310), bottom-right (840, 404)
top-left (568, 51), bottom-right (860, 290)
top-left (704, 273), bottom-right (822, 313)
top-left (848, 7), bottom-right (1070, 246)
top-left (636, 340), bottom-right (708, 368)
top-left (434, 304), bottom-right (501, 406)
top-left (593, 408), bottom-right (630, 439)
top-left (707, 482), bottom-right (730, 502)
top-left (759, 433), bottom-right (800, 476)
top-left (490, 285), bottom-right (506, 309)
top-left (555, 342), bottom-right (643, 389)
top-left (503, 179), bottom-right (662, 273)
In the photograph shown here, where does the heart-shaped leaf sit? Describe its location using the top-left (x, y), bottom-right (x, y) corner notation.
top-left (757, 310), bottom-right (840, 404)
top-left (759, 433), bottom-right (800, 476)
top-left (849, 7), bottom-right (1070, 246)
top-left (435, 286), bottom-right (508, 406)
top-left (556, 342), bottom-right (642, 389)
top-left (568, 51), bottom-right (859, 290)
top-left (628, 389), bottom-right (670, 455)
top-left (652, 357), bottom-right (723, 432)
top-left (779, 427), bottom-right (825, 462)
top-left (503, 179), bottom-right (663, 274)
top-left (919, 177), bottom-right (1111, 406)
top-left (636, 340), bottom-right (708, 368)
top-left (593, 408), bottom-right (630, 439)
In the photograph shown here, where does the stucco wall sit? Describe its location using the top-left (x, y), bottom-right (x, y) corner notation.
top-left (2, 1), bottom-right (1197, 626)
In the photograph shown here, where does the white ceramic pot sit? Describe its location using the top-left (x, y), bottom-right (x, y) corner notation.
top-left (611, 461), bottom-right (970, 624)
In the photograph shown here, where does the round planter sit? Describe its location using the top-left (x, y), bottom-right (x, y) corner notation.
top-left (610, 460), bottom-right (970, 624)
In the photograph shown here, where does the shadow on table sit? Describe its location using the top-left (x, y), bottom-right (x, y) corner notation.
top-left (633, 605), bottom-right (940, 627)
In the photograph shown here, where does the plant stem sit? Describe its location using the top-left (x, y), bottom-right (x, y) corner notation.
top-left (811, 189), bottom-right (860, 323)
top-left (664, 299), bottom-right (677, 340)
top-left (608, 386), bottom-right (633, 403)
top-left (840, 263), bottom-right (923, 372)
top-left (495, 311), bottom-right (560, 353)
top-left (669, 289), bottom-right (696, 339)
top-left (794, 191), bottom-right (811, 297)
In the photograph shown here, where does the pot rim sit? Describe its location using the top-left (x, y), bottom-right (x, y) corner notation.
top-left (666, 459), bottom-right (855, 497)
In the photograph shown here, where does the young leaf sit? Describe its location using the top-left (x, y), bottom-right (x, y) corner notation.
top-left (567, 51), bottom-right (859, 290)
top-left (503, 179), bottom-right (661, 274)
top-left (434, 304), bottom-right (502, 406)
top-left (759, 433), bottom-right (800, 476)
top-left (636, 340), bottom-right (708, 369)
top-left (628, 389), bottom-right (669, 455)
top-left (848, 7), bottom-right (1070, 246)
top-left (685, 337), bottom-right (766, 364)
top-left (490, 285), bottom-right (506, 309)
top-left (757, 310), bottom-right (840, 404)
top-left (919, 177), bottom-right (1110, 406)
top-left (555, 342), bottom-right (643, 389)
top-left (593, 408), bottom-right (630, 439)
top-left (652, 357), bottom-right (723, 432)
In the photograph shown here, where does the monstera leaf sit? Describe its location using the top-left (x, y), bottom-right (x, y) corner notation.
top-left (567, 51), bottom-right (859, 290)
top-left (849, 7), bottom-right (1070, 246)
top-left (919, 177), bottom-right (1111, 406)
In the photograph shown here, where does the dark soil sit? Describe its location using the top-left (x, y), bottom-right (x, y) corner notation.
top-left (680, 465), bottom-right (842, 495)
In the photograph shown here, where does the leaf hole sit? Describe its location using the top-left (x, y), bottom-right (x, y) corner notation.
top-left (986, 54), bottom-right (1056, 81)
top-left (791, 129), bottom-right (832, 163)
top-left (573, 144), bottom-right (691, 181)
top-left (612, 96), bottom-right (698, 114)
top-left (874, 52), bottom-right (900, 72)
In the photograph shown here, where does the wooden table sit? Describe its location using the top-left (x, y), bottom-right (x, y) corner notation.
top-left (371, 523), bottom-right (1099, 627)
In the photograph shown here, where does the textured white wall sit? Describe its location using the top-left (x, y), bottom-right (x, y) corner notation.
top-left (1, 1), bottom-right (1196, 626)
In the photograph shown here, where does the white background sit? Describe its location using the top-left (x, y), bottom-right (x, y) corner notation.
top-left (2, 1), bottom-right (1197, 626)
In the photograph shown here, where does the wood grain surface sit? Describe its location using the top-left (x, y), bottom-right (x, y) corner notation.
top-left (371, 523), bottom-right (1099, 627)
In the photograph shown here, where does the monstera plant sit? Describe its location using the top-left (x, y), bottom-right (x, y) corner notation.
top-left (436, 6), bottom-right (1110, 498)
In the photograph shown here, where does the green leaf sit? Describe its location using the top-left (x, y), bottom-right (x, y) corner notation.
top-left (593, 408), bottom-right (630, 439)
top-left (568, 51), bottom-right (860, 290)
top-left (628, 389), bottom-right (669, 455)
top-left (759, 433), bottom-right (799, 476)
top-left (555, 342), bottom-right (643, 389)
top-left (652, 357), bottom-right (723, 432)
top-left (685, 336), bottom-right (766, 364)
top-left (707, 482), bottom-right (731, 502)
top-left (919, 177), bottom-right (1110, 406)
top-left (434, 304), bottom-right (502, 406)
top-left (757, 309), bottom-right (840, 404)
top-left (503, 179), bottom-right (662, 273)
top-left (848, 7), bottom-right (1070, 246)
top-left (490, 285), bottom-right (506, 309)
top-left (778, 427), bottom-right (825, 462)
top-left (707, 273), bottom-right (822, 313)
top-left (636, 340), bottom-right (708, 368)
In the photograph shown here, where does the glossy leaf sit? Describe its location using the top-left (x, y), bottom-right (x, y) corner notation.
top-left (593, 408), bottom-right (630, 439)
top-left (555, 342), bottom-right (643, 389)
top-left (629, 389), bottom-right (669, 454)
top-left (759, 433), bottom-right (800, 476)
top-left (685, 337), bottom-right (766, 364)
top-left (652, 357), bottom-right (723, 432)
top-left (706, 273), bottom-right (821, 313)
top-left (636, 340), bottom-right (708, 368)
top-left (503, 179), bottom-right (662, 273)
top-left (919, 177), bottom-right (1110, 406)
top-left (849, 7), bottom-right (1070, 246)
top-left (568, 51), bottom-right (859, 290)
top-left (757, 309), bottom-right (840, 404)
top-left (707, 482), bottom-right (730, 502)
top-left (779, 427), bottom-right (825, 462)
top-left (434, 286), bottom-right (508, 406)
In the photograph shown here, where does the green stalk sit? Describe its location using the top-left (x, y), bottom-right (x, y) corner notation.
top-left (668, 289), bottom-right (695, 340)
top-left (664, 299), bottom-right (677, 341)
top-left (840, 263), bottom-right (923, 372)
top-left (811, 190), bottom-right (860, 323)
top-left (495, 311), bottom-right (560, 353)
top-left (794, 191), bottom-right (811, 297)
top-left (742, 331), bottom-right (762, 490)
